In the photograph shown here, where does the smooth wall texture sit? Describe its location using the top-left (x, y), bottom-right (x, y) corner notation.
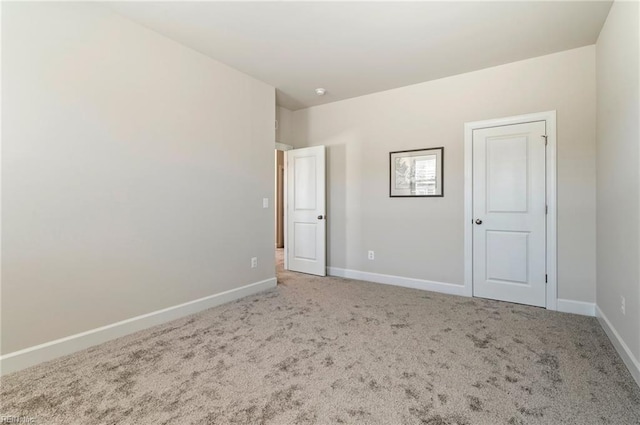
top-left (276, 106), bottom-right (298, 147)
top-left (293, 46), bottom-right (597, 304)
top-left (596, 1), bottom-right (640, 361)
top-left (2, 3), bottom-right (275, 354)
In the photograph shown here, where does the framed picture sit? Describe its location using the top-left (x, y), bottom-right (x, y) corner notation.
top-left (390, 147), bottom-right (444, 197)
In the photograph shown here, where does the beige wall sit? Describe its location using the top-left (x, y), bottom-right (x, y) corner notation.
top-left (292, 46), bottom-right (597, 303)
top-left (276, 106), bottom-right (297, 147)
top-left (596, 1), bottom-right (640, 361)
top-left (1, 3), bottom-right (275, 354)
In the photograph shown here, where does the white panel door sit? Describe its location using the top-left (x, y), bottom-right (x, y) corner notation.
top-left (473, 121), bottom-right (546, 307)
top-left (286, 146), bottom-right (326, 276)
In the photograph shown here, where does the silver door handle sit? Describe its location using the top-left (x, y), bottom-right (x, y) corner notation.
top-left (318, 215), bottom-right (325, 220)
top-left (475, 219), bottom-right (483, 225)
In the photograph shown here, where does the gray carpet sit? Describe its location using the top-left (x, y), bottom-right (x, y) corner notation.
top-left (1, 253), bottom-right (639, 424)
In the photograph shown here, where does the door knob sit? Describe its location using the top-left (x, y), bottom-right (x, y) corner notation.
top-left (475, 219), bottom-right (483, 225)
top-left (318, 215), bottom-right (325, 220)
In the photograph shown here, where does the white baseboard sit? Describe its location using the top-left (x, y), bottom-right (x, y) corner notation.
top-left (327, 267), bottom-right (468, 297)
top-left (0, 277), bottom-right (277, 376)
top-left (596, 305), bottom-right (640, 388)
top-left (556, 299), bottom-right (595, 316)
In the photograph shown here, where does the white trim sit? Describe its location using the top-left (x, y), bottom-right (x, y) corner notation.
top-left (283, 150), bottom-right (289, 270)
top-left (275, 142), bottom-right (294, 151)
top-left (0, 278), bottom-right (277, 376)
top-left (327, 267), bottom-right (468, 297)
top-left (596, 305), bottom-right (640, 388)
top-left (464, 111), bottom-right (558, 310)
top-left (556, 299), bottom-right (595, 316)
top-left (545, 112), bottom-right (558, 311)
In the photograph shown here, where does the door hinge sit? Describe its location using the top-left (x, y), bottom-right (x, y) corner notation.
top-left (545, 205), bottom-right (548, 215)
top-left (545, 274), bottom-right (548, 284)
top-left (542, 135), bottom-right (548, 145)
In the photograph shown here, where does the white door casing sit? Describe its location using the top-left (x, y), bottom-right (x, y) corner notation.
top-left (286, 146), bottom-right (326, 276)
top-left (472, 121), bottom-right (547, 307)
top-left (464, 111), bottom-right (557, 310)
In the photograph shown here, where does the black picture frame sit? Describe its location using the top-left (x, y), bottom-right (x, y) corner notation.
top-left (389, 147), bottom-right (444, 197)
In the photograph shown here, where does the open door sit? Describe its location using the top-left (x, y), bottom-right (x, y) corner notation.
top-left (286, 146), bottom-right (326, 276)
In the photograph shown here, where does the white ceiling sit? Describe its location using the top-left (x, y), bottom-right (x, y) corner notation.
top-left (109, 1), bottom-right (612, 111)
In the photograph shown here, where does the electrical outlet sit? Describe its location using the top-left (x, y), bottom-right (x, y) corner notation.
top-left (621, 296), bottom-right (626, 315)
top-left (251, 257), bottom-right (258, 268)
top-left (368, 251), bottom-right (375, 260)
top-left (263, 198), bottom-right (269, 208)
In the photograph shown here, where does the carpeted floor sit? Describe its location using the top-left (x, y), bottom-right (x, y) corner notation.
top-left (1, 252), bottom-right (639, 424)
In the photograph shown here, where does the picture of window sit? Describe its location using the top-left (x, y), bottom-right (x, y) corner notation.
top-left (390, 147), bottom-right (443, 197)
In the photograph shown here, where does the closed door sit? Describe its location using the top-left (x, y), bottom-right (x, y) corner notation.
top-left (472, 121), bottom-right (546, 307)
top-left (286, 146), bottom-right (326, 276)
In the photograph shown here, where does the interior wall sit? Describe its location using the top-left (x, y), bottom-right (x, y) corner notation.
top-left (596, 1), bottom-right (640, 362)
top-left (276, 106), bottom-right (299, 147)
top-left (292, 46), bottom-right (597, 304)
top-left (1, 3), bottom-right (275, 354)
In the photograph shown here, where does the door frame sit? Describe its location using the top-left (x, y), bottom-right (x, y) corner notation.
top-left (463, 111), bottom-right (557, 310)
top-left (275, 142), bottom-right (294, 270)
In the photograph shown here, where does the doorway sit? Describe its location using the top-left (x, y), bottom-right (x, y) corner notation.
top-left (275, 149), bottom-right (285, 272)
top-left (275, 143), bottom-right (293, 273)
top-left (464, 111), bottom-right (557, 310)
top-left (274, 144), bottom-right (327, 277)
top-left (275, 150), bottom-right (285, 249)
